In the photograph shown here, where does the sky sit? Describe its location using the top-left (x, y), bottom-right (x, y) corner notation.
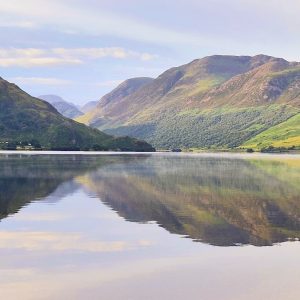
top-left (0, 0), bottom-right (299, 105)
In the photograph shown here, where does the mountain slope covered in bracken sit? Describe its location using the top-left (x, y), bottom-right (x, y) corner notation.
top-left (77, 55), bottom-right (300, 150)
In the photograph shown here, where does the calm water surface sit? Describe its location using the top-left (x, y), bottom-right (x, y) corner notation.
top-left (0, 152), bottom-right (300, 300)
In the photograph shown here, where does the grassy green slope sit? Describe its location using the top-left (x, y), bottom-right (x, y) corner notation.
top-left (243, 113), bottom-right (300, 149)
top-left (78, 55), bottom-right (300, 149)
top-left (105, 105), bottom-right (298, 149)
top-left (0, 78), bottom-right (154, 151)
top-left (105, 57), bottom-right (300, 149)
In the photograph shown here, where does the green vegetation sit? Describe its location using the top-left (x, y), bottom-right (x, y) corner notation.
top-left (106, 105), bottom-right (297, 149)
top-left (77, 55), bottom-right (300, 150)
top-left (243, 113), bottom-right (300, 150)
top-left (0, 77), bottom-right (155, 152)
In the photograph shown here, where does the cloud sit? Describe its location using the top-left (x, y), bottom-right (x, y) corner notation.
top-left (0, 47), bottom-right (157, 67)
top-left (0, 58), bottom-right (82, 67)
top-left (0, 20), bottom-right (36, 28)
top-left (9, 77), bottom-right (72, 86)
top-left (0, 48), bottom-right (82, 67)
top-left (0, 231), bottom-right (153, 252)
top-left (53, 47), bottom-right (157, 61)
top-left (0, 0), bottom-right (300, 55)
top-left (0, 0), bottom-right (207, 47)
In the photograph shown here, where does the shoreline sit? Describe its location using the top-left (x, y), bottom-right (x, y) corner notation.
top-left (0, 150), bottom-right (300, 160)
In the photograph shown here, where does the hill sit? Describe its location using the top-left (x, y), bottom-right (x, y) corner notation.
top-left (0, 77), bottom-right (155, 151)
top-left (77, 55), bottom-right (300, 150)
top-left (38, 94), bottom-right (83, 118)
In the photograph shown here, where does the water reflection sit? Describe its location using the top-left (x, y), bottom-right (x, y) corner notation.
top-left (0, 154), bottom-right (300, 246)
top-left (0, 154), bottom-right (143, 220)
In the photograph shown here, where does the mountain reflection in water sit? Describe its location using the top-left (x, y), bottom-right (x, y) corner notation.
top-left (0, 153), bottom-right (300, 246)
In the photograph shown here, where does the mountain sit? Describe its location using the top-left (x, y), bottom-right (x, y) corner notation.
top-left (80, 100), bottom-right (98, 113)
top-left (76, 77), bottom-right (154, 127)
top-left (0, 77), bottom-right (155, 151)
top-left (77, 55), bottom-right (300, 150)
top-left (38, 94), bottom-right (83, 119)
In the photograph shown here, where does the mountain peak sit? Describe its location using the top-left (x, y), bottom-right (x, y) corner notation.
top-left (98, 77), bottom-right (154, 107)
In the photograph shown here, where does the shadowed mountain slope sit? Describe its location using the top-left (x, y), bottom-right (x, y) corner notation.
top-left (0, 77), bottom-right (155, 151)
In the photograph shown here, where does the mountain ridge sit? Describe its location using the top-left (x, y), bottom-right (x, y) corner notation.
top-left (77, 54), bottom-right (300, 150)
top-left (76, 76), bottom-right (154, 128)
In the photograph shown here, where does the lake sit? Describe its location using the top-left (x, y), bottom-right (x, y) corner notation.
top-left (0, 152), bottom-right (300, 300)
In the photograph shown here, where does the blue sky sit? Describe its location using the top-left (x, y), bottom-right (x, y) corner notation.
top-left (0, 0), bottom-right (299, 105)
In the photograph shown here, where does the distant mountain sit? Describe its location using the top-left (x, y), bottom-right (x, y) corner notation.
top-left (80, 100), bottom-right (98, 113)
top-left (0, 77), bottom-right (155, 151)
top-left (77, 55), bottom-right (300, 150)
top-left (38, 94), bottom-right (83, 119)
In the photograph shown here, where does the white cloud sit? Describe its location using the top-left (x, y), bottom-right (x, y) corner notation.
top-left (0, 0), bottom-right (300, 57)
top-left (9, 77), bottom-right (72, 86)
top-left (52, 47), bottom-right (156, 61)
top-left (52, 48), bottom-right (126, 59)
top-left (0, 48), bottom-right (45, 57)
top-left (0, 47), bottom-right (157, 67)
top-left (0, 0), bottom-right (208, 46)
top-left (0, 57), bottom-right (82, 67)
top-left (0, 48), bottom-right (82, 67)
top-left (0, 20), bottom-right (36, 28)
